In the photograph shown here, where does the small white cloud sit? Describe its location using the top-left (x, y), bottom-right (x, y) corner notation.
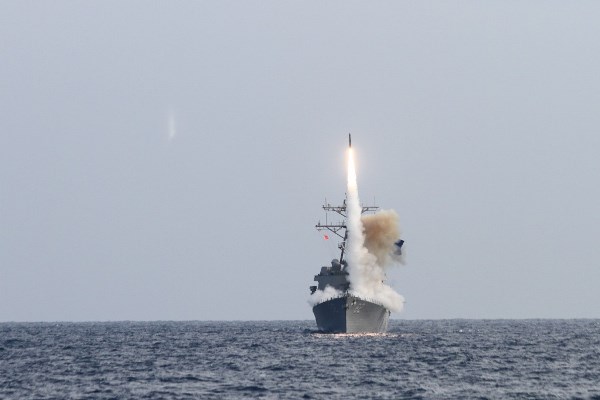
top-left (168, 111), bottom-right (176, 141)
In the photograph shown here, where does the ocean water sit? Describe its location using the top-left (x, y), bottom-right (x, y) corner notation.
top-left (1, 320), bottom-right (599, 399)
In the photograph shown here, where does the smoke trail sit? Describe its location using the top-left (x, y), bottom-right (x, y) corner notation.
top-left (346, 148), bottom-right (404, 312)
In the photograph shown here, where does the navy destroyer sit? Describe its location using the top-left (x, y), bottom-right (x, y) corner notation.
top-left (309, 135), bottom-right (404, 333)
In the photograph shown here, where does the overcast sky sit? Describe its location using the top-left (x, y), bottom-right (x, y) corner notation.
top-left (2, 1), bottom-right (600, 321)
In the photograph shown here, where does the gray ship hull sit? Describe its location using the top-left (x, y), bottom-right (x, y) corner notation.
top-left (312, 295), bottom-right (390, 333)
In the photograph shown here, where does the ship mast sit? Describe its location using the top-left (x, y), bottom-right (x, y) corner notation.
top-left (315, 196), bottom-right (378, 264)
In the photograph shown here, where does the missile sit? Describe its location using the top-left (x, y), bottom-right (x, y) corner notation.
top-left (349, 133), bottom-right (352, 148)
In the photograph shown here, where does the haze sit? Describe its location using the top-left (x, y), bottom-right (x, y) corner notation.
top-left (2, 1), bottom-right (600, 321)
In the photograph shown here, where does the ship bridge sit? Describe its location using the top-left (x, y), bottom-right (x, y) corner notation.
top-left (310, 259), bottom-right (349, 294)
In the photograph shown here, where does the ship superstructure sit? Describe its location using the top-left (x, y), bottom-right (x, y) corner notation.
top-left (310, 199), bottom-right (392, 333)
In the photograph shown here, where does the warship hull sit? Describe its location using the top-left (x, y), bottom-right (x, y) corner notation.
top-left (312, 295), bottom-right (390, 333)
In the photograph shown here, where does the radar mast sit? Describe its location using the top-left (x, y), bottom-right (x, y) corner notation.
top-left (315, 196), bottom-right (378, 264)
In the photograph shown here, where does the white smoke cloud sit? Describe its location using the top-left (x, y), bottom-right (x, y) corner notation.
top-left (308, 285), bottom-right (343, 306)
top-left (345, 148), bottom-right (405, 312)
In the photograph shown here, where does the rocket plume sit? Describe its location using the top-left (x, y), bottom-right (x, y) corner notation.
top-left (346, 148), bottom-right (404, 312)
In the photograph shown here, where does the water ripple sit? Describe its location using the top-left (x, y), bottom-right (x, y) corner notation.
top-left (1, 320), bottom-right (599, 399)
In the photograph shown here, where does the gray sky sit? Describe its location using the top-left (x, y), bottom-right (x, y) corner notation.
top-left (2, 1), bottom-right (600, 321)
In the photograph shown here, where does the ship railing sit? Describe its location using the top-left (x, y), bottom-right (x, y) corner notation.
top-left (316, 294), bottom-right (347, 304)
top-left (315, 292), bottom-right (389, 309)
top-left (347, 293), bottom-right (387, 308)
